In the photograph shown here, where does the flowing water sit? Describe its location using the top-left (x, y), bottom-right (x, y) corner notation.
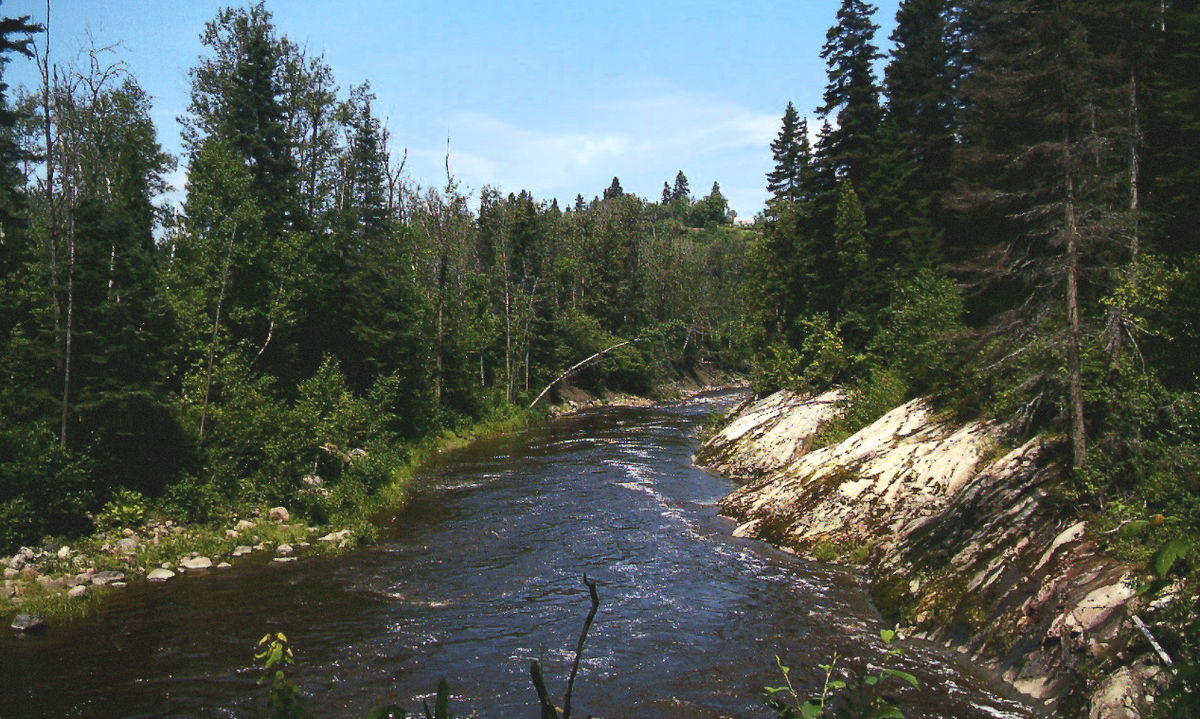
top-left (0, 392), bottom-right (1037, 718)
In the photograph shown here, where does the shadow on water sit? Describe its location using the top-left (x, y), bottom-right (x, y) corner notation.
top-left (0, 391), bottom-right (1038, 718)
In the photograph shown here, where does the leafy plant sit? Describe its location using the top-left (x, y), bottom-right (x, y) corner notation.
top-left (255, 632), bottom-right (311, 719)
top-left (764, 629), bottom-right (919, 719)
top-left (96, 488), bottom-right (149, 530)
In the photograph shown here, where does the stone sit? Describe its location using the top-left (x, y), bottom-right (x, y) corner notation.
top-left (234, 519), bottom-right (255, 532)
top-left (302, 474), bottom-right (323, 487)
top-left (10, 613), bottom-right (47, 632)
top-left (216, 562), bottom-right (232, 569)
top-left (122, 527), bottom-right (135, 537)
top-left (272, 557), bottom-right (297, 563)
top-left (91, 570), bottom-right (126, 586)
top-left (115, 537), bottom-right (139, 554)
top-left (276, 544), bottom-right (294, 556)
top-left (20, 566), bottom-right (38, 580)
top-left (3, 567), bottom-right (17, 580)
top-left (9, 553), bottom-right (25, 571)
top-left (232, 545), bottom-right (253, 558)
top-left (180, 556), bottom-right (213, 570)
top-left (57, 545), bottom-right (72, 560)
top-left (225, 529), bottom-right (240, 538)
top-left (268, 506), bottom-right (290, 523)
top-left (318, 529), bottom-right (352, 543)
top-left (147, 568), bottom-right (175, 581)
top-left (68, 584), bottom-right (88, 599)
top-left (19, 546), bottom-right (35, 561)
top-left (1088, 662), bottom-right (1163, 719)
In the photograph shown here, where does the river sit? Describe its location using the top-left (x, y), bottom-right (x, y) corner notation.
top-left (0, 392), bottom-right (1037, 718)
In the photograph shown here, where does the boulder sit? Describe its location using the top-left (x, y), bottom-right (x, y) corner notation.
top-left (3, 567), bottom-right (17, 580)
top-left (9, 553), bottom-right (25, 571)
top-left (234, 519), bottom-right (255, 532)
top-left (232, 545), bottom-right (253, 558)
top-left (216, 562), bottom-right (232, 569)
top-left (10, 613), bottom-right (47, 632)
top-left (276, 544), bottom-right (294, 556)
top-left (147, 568), bottom-right (175, 581)
top-left (57, 545), bottom-right (72, 560)
top-left (91, 570), bottom-right (126, 586)
top-left (68, 584), bottom-right (88, 599)
top-left (114, 537), bottom-right (139, 554)
top-left (268, 506), bottom-right (290, 523)
top-left (180, 556), bottom-right (213, 570)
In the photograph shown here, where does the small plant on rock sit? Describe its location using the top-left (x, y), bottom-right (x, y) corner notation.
top-left (764, 629), bottom-right (919, 719)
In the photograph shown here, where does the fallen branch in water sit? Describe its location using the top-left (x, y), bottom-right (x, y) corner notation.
top-left (530, 574), bottom-right (601, 718)
top-left (528, 340), bottom-right (640, 409)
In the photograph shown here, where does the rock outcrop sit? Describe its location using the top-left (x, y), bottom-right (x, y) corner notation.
top-left (697, 391), bottom-right (1166, 718)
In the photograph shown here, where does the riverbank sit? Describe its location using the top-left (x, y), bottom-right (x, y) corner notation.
top-left (695, 389), bottom-right (1186, 718)
top-left (2, 405), bottom-right (537, 630)
top-left (5, 368), bottom-right (741, 631)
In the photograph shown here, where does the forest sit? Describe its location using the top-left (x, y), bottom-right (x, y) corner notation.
top-left (2, 0), bottom-right (1200, 711)
top-left (0, 3), bottom-right (749, 552)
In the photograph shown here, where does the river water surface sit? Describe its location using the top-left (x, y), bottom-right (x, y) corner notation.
top-left (0, 393), bottom-right (1037, 718)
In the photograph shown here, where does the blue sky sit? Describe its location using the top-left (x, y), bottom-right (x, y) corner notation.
top-left (3, 1), bottom-right (901, 218)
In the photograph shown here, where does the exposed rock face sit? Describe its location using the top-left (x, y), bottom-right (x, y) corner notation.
top-left (697, 392), bottom-right (1162, 717)
top-left (694, 389), bottom-right (844, 478)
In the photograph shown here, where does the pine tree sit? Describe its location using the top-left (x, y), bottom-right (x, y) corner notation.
top-left (671, 170), bottom-right (691, 203)
top-left (883, 0), bottom-right (957, 202)
top-left (954, 0), bottom-right (1136, 468)
top-left (765, 102), bottom-right (812, 211)
top-left (602, 176), bottom-right (623, 200)
top-left (0, 11), bottom-right (40, 235)
top-left (819, 0), bottom-right (883, 190)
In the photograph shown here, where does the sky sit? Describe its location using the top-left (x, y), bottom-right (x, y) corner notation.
top-left (3, 0), bottom-right (901, 218)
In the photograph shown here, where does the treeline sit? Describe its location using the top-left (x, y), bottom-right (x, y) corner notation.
top-left (0, 2), bottom-right (749, 551)
top-left (747, 0), bottom-right (1198, 707)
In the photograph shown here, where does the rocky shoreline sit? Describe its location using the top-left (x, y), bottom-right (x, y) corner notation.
top-left (5, 506), bottom-right (360, 632)
top-left (695, 389), bottom-right (1182, 719)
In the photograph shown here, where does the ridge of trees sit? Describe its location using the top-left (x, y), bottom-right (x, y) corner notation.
top-left (748, 2), bottom-right (1199, 709)
top-left (0, 1), bottom-right (745, 552)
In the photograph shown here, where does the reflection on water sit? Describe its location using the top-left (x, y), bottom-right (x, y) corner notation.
top-left (0, 392), bottom-right (1036, 718)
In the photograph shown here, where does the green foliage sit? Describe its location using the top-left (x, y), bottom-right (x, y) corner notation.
top-left (0, 420), bottom-right (94, 552)
top-left (753, 315), bottom-right (849, 395)
top-left (96, 488), bottom-right (149, 530)
top-left (765, 630), bottom-right (917, 719)
top-left (255, 632), bottom-right (312, 719)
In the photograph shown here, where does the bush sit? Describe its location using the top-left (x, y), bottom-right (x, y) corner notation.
top-left (0, 419), bottom-right (95, 552)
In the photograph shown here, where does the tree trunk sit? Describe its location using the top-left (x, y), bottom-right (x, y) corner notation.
top-left (199, 227), bottom-right (238, 441)
top-left (1064, 145), bottom-right (1088, 471)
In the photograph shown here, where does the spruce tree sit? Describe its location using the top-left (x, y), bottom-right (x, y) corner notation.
top-left (602, 176), bottom-right (623, 200)
top-left (0, 10), bottom-right (40, 235)
top-left (819, 0), bottom-right (883, 190)
top-left (765, 102), bottom-right (813, 212)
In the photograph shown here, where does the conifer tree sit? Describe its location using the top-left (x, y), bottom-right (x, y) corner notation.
top-left (602, 176), bottom-right (624, 200)
top-left (671, 170), bottom-right (690, 203)
top-left (819, 0), bottom-right (883, 190)
top-left (765, 102), bottom-right (811, 210)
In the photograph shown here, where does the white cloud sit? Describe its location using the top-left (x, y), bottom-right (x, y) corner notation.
top-left (401, 83), bottom-right (781, 217)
